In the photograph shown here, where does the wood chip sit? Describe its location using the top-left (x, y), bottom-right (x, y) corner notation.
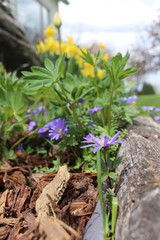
top-left (35, 165), bottom-right (79, 240)
top-left (0, 189), bottom-right (8, 218)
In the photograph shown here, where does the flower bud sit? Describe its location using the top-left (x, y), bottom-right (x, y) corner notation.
top-left (53, 12), bottom-right (62, 28)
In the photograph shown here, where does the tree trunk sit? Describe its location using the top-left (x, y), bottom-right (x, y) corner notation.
top-left (115, 116), bottom-right (160, 240)
top-left (0, 3), bottom-right (42, 73)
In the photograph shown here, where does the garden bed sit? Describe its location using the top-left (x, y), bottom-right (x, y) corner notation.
top-left (0, 164), bottom-right (98, 240)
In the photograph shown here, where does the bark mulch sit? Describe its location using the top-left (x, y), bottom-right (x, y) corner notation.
top-left (0, 159), bottom-right (98, 240)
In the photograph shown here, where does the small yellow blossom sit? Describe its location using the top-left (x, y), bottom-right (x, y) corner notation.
top-left (44, 25), bottom-right (56, 38)
top-left (97, 69), bottom-right (104, 80)
top-left (45, 38), bottom-right (57, 55)
top-left (53, 12), bottom-right (62, 28)
top-left (99, 43), bottom-right (105, 50)
top-left (36, 41), bottom-right (46, 53)
top-left (102, 53), bottom-right (109, 62)
top-left (67, 37), bottom-right (73, 44)
top-left (81, 67), bottom-right (95, 78)
top-left (55, 41), bottom-right (67, 55)
top-left (83, 62), bottom-right (94, 70)
top-left (66, 43), bottom-right (78, 58)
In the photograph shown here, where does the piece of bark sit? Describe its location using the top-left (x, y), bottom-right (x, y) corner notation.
top-left (35, 165), bottom-right (80, 240)
top-left (0, 225), bottom-right (11, 240)
top-left (36, 165), bottom-right (70, 216)
top-left (0, 217), bottom-right (18, 226)
top-left (115, 116), bottom-right (160, 240)
top-left (0, 3), bottom-right (42, 73)
top-left (0, 190), bottom-right (8, 217)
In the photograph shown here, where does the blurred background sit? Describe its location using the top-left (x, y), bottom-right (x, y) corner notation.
top-left (0, 0), bottom-right (160, 93)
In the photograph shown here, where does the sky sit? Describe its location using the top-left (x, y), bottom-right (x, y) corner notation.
top-left (59, 0), bottom-right (160, 91)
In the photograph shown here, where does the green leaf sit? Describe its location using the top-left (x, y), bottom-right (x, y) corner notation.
top-left (80, 49), bottom-right (94, 66)
top-left (108, 172), bottom-right (118, 180)
top-left (111, 197), bottom-right (118, 238)
top-left (80, 87), bottom-right (95, 98)
top-left (71, 86), bottom-right (78, 99)
top-left (44, 58), bottom-right (55, 73)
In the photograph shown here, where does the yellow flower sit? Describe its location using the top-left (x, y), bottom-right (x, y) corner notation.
top-left (45, 38), bottom-right (57, 55)
top-left (66, 43), bottom-right (78, 58)
top-left (36, 41), bottom-right (46, 53)
top-left (99, 43), bottom-right (105, 50)
top-left (83, 62), bottom-right (94, 70)
top-left (44, 25), bottom-right (56, 38)
top-left (102, 53), bottom-right (109, 62)
top-left (55, 41), bottom-right (67, 55)
top-left (97, 69), bottom-right (104, 80)
top-left (53, 12), bottom-right (62, 28)
top-left (81, 68), bottom-right (95, 78)
top-left (67, 37), bottom-right (73, 44)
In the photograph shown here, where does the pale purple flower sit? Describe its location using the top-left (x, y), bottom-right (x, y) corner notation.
top-left (81, 132), bottom-right (125, 154)
top-left (153, 116), bottom-right (160, 121)
top-left (38, 121), bottom-right (54, 138)
top-left (155, 108), bottom-right (160, 112)
top-left (32, 106), bottom-right (46, 116)
top-left (48, 118), bottom-right (68, 140)
top-left (126, 95), bottom-right (137, 104)
top-left (26, 106), bottom-right (46, 116)
top-left (121, 97), bottom-right (127, 102)
top-left (87, 106), bottom-right (103, 115)
top-left (142, 106), bottom-right (154, 111)
top-left (121, 95), bottom-right (137, 105)
top-left (67, 101), bottom-right (73, 107)
top-left (28, 121), bottom-right (36, 131)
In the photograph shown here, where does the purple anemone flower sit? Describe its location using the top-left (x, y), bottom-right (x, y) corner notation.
top-left (155, 108), bottom-right (160, 112)
top-left (28, 121), bottom-right (36, 131)
top-left (87, 106), bottom-right (103, 115)
top-left (81, 132), bottom-right (125, 154)
top-left (153, 116), bottom-right (160, 121)
top-left (32, 106), bottom-right (46, 116)
top-left (142, 106), bottom-right (154, 111)
top-left (126, 95), bottom-right (138, 104)
top-left (38, 121), bottom-right (54, 138)
top-left (48, 118), bottom-right (68, 141)
top-left (121, 95), bottom-right (137, 105)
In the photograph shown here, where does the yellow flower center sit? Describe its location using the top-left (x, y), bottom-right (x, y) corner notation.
top-left (131, 101), bottom-right (136, 106)
top-left (58, 128), bottom-right (62, 133)
top-left (99, 140), bottom-right (104, 146)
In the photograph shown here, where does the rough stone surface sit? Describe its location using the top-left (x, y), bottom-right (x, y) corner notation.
top-left (115, 116), bottom-right (160, 240)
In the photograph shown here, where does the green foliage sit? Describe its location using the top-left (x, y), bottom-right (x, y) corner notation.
top-left (0, 50), bottom-right (140, 240)
top-left (140, 82), bottom-right (156, 95)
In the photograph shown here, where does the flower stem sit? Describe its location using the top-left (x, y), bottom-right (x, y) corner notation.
top-left (57, 81), bottom-right (85, 136)
top-left (58, 28), bottom-right (61, 56)
top-left (104, 148), bottom-right (112, 189)
top-left (97, 150), bottom-right (108, 240)
top-left (11, 129), bottom-right (37, 150)
top-left (108, 89), bottom-right (114, 136)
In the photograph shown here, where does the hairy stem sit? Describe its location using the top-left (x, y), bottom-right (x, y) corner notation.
top-left (97, 150), bottom-right (108, 240)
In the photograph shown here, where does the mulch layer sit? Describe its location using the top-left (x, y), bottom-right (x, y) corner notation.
top-left (0, 153), bottom-right (98, 240)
